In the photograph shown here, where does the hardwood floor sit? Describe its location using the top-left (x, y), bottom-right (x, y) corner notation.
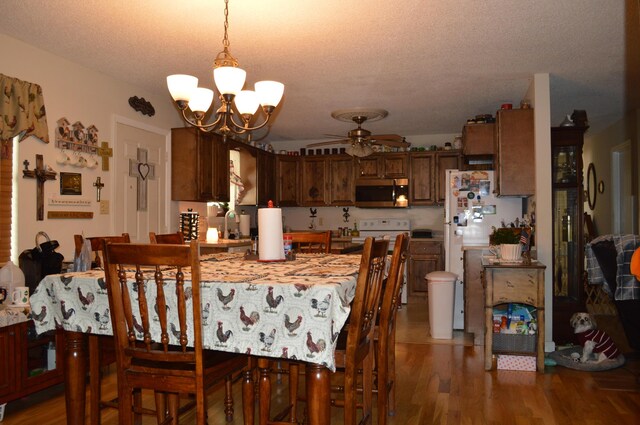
top-left (3, 297), bottom-right (639, 424)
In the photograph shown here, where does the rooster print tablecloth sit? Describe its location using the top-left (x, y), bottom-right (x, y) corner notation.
top-left (30, 253), bottom-right (362, 371)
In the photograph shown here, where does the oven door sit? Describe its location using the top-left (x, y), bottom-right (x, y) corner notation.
top-left (355, 179), bottom-right (409, 208)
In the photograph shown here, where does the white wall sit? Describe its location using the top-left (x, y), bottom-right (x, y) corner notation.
top-left (1, 33), bottom-right (182, 261)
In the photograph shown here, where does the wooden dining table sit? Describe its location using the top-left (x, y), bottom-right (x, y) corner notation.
top-left (30, 252), bottom-right (362, 425)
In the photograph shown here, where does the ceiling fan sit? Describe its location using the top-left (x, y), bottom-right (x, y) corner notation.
top-left (307, 108), bottom-right (410, 157)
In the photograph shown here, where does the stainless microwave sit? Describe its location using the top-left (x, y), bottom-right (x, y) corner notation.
top-left (354, 178), bottom-right (409, 208)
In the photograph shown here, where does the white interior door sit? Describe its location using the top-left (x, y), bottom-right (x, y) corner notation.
top-left (114, 118), bottom-right (169, 242)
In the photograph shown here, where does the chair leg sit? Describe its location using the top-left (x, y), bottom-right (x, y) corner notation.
top-left (288, 363), bottom-right (299, 423)
top-left (344, 365), bottom-right (358, 425)
top-left (376, 344), bottom-right (388, 425)
top-left (258, 358), bottom-right (271, 425)
top-left (89, 335), bottom-right (101, 425)
top-left (225, 374), bottom-right (234, 422)
top-left (167, 393), bottom-right (179, 425)
top-left (118, 386), bottom-right (134, 425)
top-left (362, 352), bottom-right (374, 425)
top-left (242, 362), bottom-right (255, 425)
top-left (133, 389), bottom-right (143, 425)
top-left (155, 392), bottom-right (168, 423)
top-left (388, 332), bottom-right (396, 416)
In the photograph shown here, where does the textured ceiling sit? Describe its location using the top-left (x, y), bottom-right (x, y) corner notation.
top-left (0, 0), bottom-right (628, 144)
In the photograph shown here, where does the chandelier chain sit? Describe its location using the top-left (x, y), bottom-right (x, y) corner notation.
top-left (222, 0), bottom-right (230, 50)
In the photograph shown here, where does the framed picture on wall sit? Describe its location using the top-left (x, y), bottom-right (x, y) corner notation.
top-left (60, 172), bottom-right (82, 195)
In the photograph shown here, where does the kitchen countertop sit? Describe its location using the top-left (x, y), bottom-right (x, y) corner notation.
top-left (200, 239), bottom-right (252, 248)
top-left (330, 242), bottom-right (364, 255)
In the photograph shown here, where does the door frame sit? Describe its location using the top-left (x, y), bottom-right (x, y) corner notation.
top-left (611, 140), bottom-right (633, 233)
top-left (111, 115), bottom-right (171, 234)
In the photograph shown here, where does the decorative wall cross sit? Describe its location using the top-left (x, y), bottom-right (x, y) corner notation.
top-left (128, 148), bottom-right (156, 211)
top-left (22, 154), bottom-right (57, 221)
top-left (97, 141), bottom-right (113, 171)
top-left (93, 177), bottom-right (104, 202)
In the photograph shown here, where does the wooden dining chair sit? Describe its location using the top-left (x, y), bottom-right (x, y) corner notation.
top-left (149, 231), bottom-right (185, 245)
top-left (102, 240), bottom-right (249, 425)
top-left (373, 233), bottom-right (409, 424)
top-left (74, 233), bottom-right (131, 269)
top-left (267, 237), bottom-right (388, 425)
top-left (74, 233), bottom-right (133, 424)
top-left (284, 231), bottom-right (332, 253)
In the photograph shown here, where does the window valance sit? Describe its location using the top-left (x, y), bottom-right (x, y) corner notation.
top-left (0, 73), bottom-right (50, 149)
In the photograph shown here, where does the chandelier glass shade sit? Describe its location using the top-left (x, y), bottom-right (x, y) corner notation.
top-left (167, 0), bottom-right (284, 139)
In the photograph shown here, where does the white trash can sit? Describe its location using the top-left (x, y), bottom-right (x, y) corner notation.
top-left (426, 271), bottom-right (457, 339)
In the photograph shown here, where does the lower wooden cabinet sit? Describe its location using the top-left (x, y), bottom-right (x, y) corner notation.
top-left (408, 240), bottom-right (444, 296)
top-left (0, 321), bottom-right (65, 404)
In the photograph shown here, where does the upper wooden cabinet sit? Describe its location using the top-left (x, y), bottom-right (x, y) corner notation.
top-left (257, 150), bottom-right (276, 205)
top-left (493, 109), bottom-right (534, 196)
top-left (356, 153), bottom-right (408, 179)
top-left (171, 128), bottom-right (230, 202)
top-left (300, 157), bottom-right (328, 206)
top-left (276, 156), bottom-right (299, 206)
top-left (462, 123), bottom-right (495, 156)
top-left (435, 151), bottom-right (462, 204)
top-left (409, 152), bottom-right (435, 205)
top-left (409, 151), bottom-right (461, 206)
top-left (328, 155), bottom-right (355, 205)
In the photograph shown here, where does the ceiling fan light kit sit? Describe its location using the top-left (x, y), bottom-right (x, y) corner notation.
top-left (167, 0), bottom-right (284, 140)
top-left (307, 108), bottom-right (410, 157)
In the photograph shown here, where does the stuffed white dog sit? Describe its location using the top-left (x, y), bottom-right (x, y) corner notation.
top-left (570, 312), bottom-right (621, 363)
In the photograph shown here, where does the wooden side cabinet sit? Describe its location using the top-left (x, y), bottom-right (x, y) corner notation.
top-left (408, 240), bottom-right (443, 296)
top-left (171, 127), bottom-right (230, 202)
top-left (463, 123), bottom-right (495, 156)
top-left (482, 262), bottom-right (546, 372)
top-left (0, 321), bottom-right (66, 404)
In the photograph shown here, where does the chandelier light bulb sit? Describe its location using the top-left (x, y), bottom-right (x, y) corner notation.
top-left (255, 81), bottom-right (284, 107)
top-left (213, 66), bottom-right (246, 96)
top-left (234, 90), bottom-right (260, 115)
top-left (188, 87), bottom-right (215, 114)
top-left (167, 74), bottom-right (198, 102)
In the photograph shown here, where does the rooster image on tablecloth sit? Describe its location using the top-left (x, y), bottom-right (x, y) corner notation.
top-left (306, 330), bottom-right (326, 358)
top-left (265, 286), bottom-right (284, 313)
top-left (217, 288), bottom-right (235, 310)
top-left (260, 328), bottom-right (277, 352)
top-left (77, 287), bottom-right (95, 310)
top-left (284, 313), bottom-right (302, 336)
top-left (239, 305), bottom-right (260, 331)
top-left (216, 321), bottom-right (233, 347)
top-left (311, 294), bottom-right (331, 318)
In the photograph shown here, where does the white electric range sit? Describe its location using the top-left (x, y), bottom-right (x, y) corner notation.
top-left (351, 218), bottom-right (411, 303)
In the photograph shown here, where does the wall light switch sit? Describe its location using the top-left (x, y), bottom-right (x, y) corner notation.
top-left (100, 200), bottom-right (109, 214)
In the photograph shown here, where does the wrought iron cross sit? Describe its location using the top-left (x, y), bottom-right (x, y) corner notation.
top-left (128, 148), bottom-right (156, 211)
top-left (22, 154), bottom-right (57, 221)
top-left (93, 177), bottom-right (104, 202)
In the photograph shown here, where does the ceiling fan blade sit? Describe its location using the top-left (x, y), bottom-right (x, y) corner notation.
top-left (371, 134), bottom-right (404, 141)
top-left (322, 134), bottom-right (349, 139)
top-left (307, 139), bottom-right (351, 147)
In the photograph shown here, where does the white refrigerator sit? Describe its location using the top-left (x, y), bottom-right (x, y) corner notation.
top-left (444, 170), bottom-right (523, 329)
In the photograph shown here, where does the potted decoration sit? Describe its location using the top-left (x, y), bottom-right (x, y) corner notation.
top-left (490, 227), bottom-right (521, 261)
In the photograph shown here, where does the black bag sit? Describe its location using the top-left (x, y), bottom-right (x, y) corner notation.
top-left (19, 231), bottom-right (64, 292)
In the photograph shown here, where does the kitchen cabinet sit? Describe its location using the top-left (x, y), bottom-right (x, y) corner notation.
top-left (409, 152), bottom-right (435, 205)
top-left (463, 123), bottom-right (495, 156)
top-left (171, 127), bottom-right (230, 202)
top-left (0, 321), bottom-right (66, 404)
top-left (257, 150), bottom-right (276, 205)
top-left (408, 240), bottom-right (443, 296)
top-left (493, 109), bottom-right (534, 196)
top-left (409, 151), bottom-right (461, 206)
top-left (300, 157), bottom-right (328, 206)
top-left (328, 155), bottom-right (355, 205)
top-left (551, 125), bottom-right (587, 344)
top-left (482, 261), bottom-right (546, 372)
top-left (356, 153), bottom-right (408, 179)
top-left (276, 155), bottom-right (299, 206)
top-left (435, 151), bottom-right (462, 204)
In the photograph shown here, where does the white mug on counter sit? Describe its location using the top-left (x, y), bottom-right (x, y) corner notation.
top-left (11, 286), bottom-right (29, 306)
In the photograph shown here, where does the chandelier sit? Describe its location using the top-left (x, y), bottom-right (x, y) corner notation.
top-left (167, 0), bottom-right (284, 140)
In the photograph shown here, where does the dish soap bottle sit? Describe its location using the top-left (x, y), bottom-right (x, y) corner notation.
top-left (350, 223), bottom-right (360, 237)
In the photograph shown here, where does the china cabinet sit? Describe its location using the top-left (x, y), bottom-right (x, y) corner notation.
top-left (551, 125), bottom-right (588, 344)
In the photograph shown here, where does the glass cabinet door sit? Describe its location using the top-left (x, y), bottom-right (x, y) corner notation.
top-left (552, 187), bottom-right (580, 299)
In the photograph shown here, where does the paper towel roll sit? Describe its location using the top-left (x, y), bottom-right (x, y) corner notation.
top-left (258, 208), bottom-right (285, 260)
top-left (239, 214), bottom-right (251, 238)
